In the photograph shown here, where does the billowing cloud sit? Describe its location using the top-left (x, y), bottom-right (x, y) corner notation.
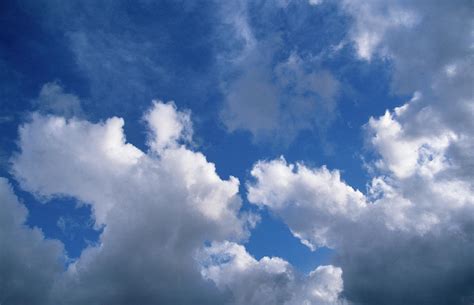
top-left (246, 2), bottom-right (474, 302)
top-left (197, 241), bottom-right (346, 305)
top-left (12, 101), bottom-right (246, 304)
top-left (8, 100), bottom-right (346, 304)
top-left (248, 99), bottom-right (474, 304)
top-left (144, 101), bottom-right (193, 152)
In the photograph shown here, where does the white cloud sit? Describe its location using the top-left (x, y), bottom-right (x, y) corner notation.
top-left (249, 157), bottom-right (366, 249)
top-left (144, 101), bottom-right (193, 153)
top-left (11, 101), bottom-right (248, 304)
top-left (9, 100), bottom-right (346, 304)
top-left (367, 95), bottom-right (457, 179)
top-left (197, 241), bottom-right (346, 305)
top-left (247, 96), bottom-right (474, 303)
top-left (308, 0), bottom-right (323, 6)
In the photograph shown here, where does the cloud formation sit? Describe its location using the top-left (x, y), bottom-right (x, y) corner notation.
top-left (248, 114), bottom-right (474, 304)
top-left (198, 241), bottom-right (345, 305)
top-left (7, 100), bottom-right (346, 304)
top-left (246, 2), bottom-right (474, 303)
top-left (1, 1), bottom-right (472, 304)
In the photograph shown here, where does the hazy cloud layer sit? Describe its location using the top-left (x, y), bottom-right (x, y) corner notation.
top-left (218, 0), bottom-right (343, 143)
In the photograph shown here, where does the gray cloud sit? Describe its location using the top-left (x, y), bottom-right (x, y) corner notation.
top-left (35, 82), bottom-right (83, 118)
top-left (248, 149), bottom-right (474, 304)
top-left (0, 178), bottom-right (64, 305)
top-left (342, 0), bottom-right (473, 136)
top-left (218, 1), bottom-right (342, 144)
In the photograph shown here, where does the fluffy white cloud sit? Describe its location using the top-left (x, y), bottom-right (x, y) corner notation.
top-left (144, 101), bottom-right (193, 152)
top-left (249, 157), bottom-right (367, 249)
top-left (9, 100), bottom-right (346, 304)
top-left (367, 93), bottom-right (458, 180)
top-left (11, 101), bottom-right (248, 304)
top-left (248, 95), bottom-right (474, 304)
top-left (197, 241), bottom-right (345, 305)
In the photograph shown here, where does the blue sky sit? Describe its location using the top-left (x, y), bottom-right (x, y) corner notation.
top-left (1, 1), bottom-right (473, 305)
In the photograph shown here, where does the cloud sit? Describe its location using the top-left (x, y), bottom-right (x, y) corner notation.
top-left (244, 5), bottom-right (474, 299)
top-left (21, 0), bottom-right (219, 116)
top-left (341, 0), bottom-right (473, 134)
top-left (242, 4), bottom-right (472, 302)
top-left (144, 101), bottom-right (193, 152)
top-left (17, 0), bottom-right (344, 145)
top-left (308, 0), bottom-right (323, 6)
top-left (247, 97), bottom-right (474, 304)
top-left (35, 82), bottom-right (83, 118)
top-left (248, 157), bottom-right (367, 250)
top-left (0, 178), bottom-right (64, 305)
top-left (9, 100), bottom-right (345, 304)
top-left (197, 241), bottom-right (346, 305)
top-left (12, 101), bottom-right (246, 304)
top-left (341, 0), bottom-right (419, 61)
top-left (218, 2), bottom-right (341, 144)
top-left (3, 2), bottom-right (472, 304)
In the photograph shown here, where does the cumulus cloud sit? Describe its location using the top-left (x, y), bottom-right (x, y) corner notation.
top-left (144, 101), bottom-right (193, 152)
top-left (8, 100), bottom-right (345, 304)
top-left (246, 5), bottom-right (474, 302)
top-left (249, 158), bottom-right (367, 249)
top-left (248, 98), bottom-right (474, 304)
top-left (12, 101), bottom-right (245, 304)
top-left (247, 3), bottom-right (472, 303)
top-left (197, 241), bottom-right (346, 305)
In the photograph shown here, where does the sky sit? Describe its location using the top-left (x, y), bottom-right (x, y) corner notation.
top-left (0, 0), bottom-right (473, 305)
